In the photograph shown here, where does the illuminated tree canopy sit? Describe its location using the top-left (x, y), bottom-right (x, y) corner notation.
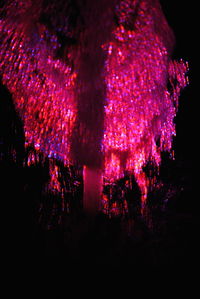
top-left (0, 0), bottom-right (188, 214)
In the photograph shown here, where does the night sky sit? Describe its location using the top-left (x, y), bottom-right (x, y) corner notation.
top-left (161, 0), bottom-right (194, 162)
top-left (161, 0), bottom-right (195, 211)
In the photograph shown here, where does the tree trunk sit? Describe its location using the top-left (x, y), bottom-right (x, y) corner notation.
top-left (83, 166), bottom-right (102, 215)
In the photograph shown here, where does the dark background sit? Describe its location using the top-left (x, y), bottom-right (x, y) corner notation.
top-left (161, 0), bottom-right (195, 163)
top-left (161, 0), bottom-right (195, 213)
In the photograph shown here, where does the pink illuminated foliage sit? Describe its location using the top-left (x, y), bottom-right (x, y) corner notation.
top-left (0, 0), bottom-right (188, 216)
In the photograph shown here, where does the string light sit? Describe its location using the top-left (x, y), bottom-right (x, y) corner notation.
top-left (0, 0), bottom-right (188, 215)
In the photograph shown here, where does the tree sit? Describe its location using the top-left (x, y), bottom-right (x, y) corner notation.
top-left (0, 0), bottom-right (188, 215)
